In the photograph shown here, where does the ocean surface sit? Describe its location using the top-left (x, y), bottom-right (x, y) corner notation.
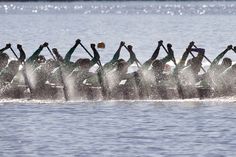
top-left (1, 1), bottom-right (236, 156)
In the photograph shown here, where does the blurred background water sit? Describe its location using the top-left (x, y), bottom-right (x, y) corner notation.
top-left (1, 1), bottom-right (236, 156)
top-left (1, 1), bottom-right (236, 63)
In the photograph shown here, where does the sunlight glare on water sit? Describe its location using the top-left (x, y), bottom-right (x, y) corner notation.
top-left (0, 1), bottom-right (236, 63)
top-left (1, 1), bottom-right (236, 156)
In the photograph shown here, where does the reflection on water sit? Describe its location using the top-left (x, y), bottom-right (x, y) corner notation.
top-left (0, 100), bottom-right (236, 156)
top-left (1, 1), bottom-right (236, 15)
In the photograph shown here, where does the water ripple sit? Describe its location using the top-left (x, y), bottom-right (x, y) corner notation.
top-left (1, 101), bottom-right (236, 156)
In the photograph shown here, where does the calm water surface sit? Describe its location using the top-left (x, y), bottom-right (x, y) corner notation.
top-left (1, 1), bottom-right (236, 62)
top-left (1, 100), bottom-right (236, 156)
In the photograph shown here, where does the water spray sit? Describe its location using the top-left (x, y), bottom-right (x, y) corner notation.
top-left (9, 46), bottom-right (33, 96)
top-left (46, 45), bottom-right (69, 101)
top-left (78, 40), bottom-right (110, 99)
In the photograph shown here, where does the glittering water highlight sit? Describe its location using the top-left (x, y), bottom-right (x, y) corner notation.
top-left (1, 1), bottom-right (236, 156)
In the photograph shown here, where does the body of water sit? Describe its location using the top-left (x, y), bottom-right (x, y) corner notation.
top-left (1, 1), bottom-right (236, 156)
top-left (1, 1), bottom-right (236, 63)
top-left (1, 100), bottom-right (236, 156)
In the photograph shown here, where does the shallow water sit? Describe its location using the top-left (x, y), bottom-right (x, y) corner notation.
top-left (1, 100), bottom-right (236, 156)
